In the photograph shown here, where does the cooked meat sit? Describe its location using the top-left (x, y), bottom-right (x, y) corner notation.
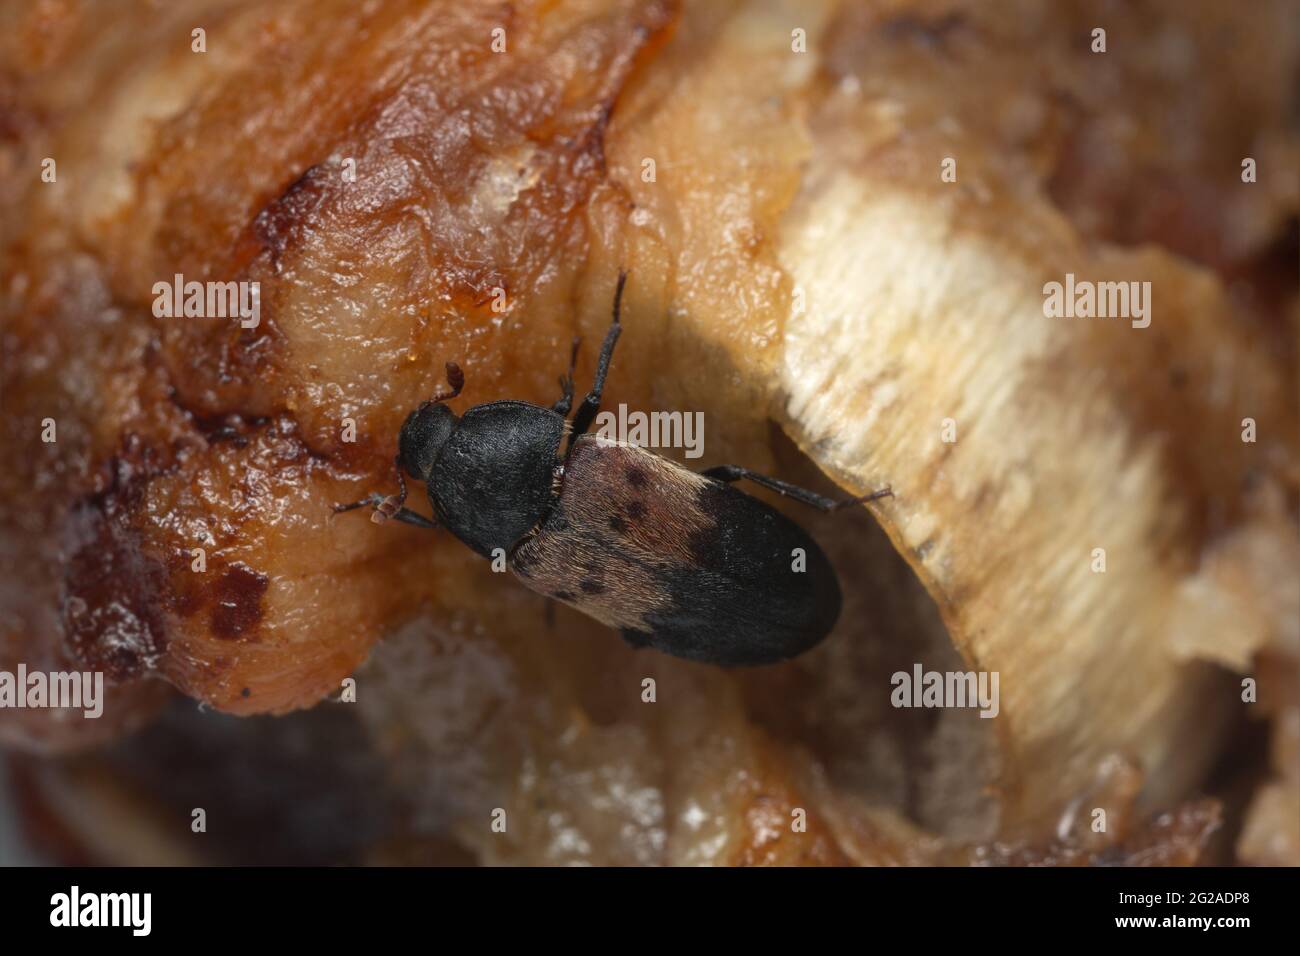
top-left (1, 0), bottom-right (1295, 864)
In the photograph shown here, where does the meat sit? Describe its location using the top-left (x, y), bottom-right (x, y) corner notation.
top-left (3, 0), bottom-right (677, 719)
top-left (1, 0), bottom-right (1296, 865)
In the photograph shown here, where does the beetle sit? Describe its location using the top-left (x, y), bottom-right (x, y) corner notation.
top-left (334, 272), bottom-right (891, 665)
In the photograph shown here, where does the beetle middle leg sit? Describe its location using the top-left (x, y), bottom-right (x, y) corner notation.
top-left (566, 270), bottom-right (627, 453)
top-left (700, 465), bottom-right (893, 512)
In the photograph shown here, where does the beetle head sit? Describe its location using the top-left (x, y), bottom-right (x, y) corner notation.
top-left (398, 401), bottom-right (458, 482)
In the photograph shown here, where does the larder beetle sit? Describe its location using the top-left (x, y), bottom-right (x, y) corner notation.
top-left (335, 273), bottom-right (892, 664)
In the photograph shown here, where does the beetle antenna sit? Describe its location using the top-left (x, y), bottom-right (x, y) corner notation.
top-left (428, 362), bottom-right (464, 403)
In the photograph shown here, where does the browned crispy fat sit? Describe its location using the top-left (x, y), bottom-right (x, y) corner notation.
top-left (2, 0), bottom-right (677, 724)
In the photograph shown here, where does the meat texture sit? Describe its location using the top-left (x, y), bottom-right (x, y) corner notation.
top-left (1, 0), bottom-right (1296, 864)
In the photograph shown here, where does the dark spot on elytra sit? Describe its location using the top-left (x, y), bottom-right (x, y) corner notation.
top-left (210, 564), bottom-right (269, 640)
top-left (580, 577), bottom-right (605, 595)
top-left (626, 500), bottom-right (646, 520)
top-left (241, 687), bottom-right (251, 698)
top-left (609, 515), bottom-right (628, 533)
top-left (553, 590), bottom-right (575, 602)
top-left (625, 465), bottom-right (648, 489)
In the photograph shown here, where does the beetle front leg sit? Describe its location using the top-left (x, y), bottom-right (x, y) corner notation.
top-left (332, 455), bottom-right (440, 529)
top-left (332, 494), bottom-right (440, 530)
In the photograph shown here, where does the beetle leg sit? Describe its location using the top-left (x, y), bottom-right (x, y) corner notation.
top-left (372, 455), bottom-right (413, 521)
top-left (332, 456), bottom-right (440, 529)
top-left (332, 494), bottom-right (387, 515)
top-left (381, 507), bottom-right (440, 530)
top-left (567, 270), bottom-right (627, 452)
top-left (700, 465), bottom-right (893, 512)
top-left (332, 495), bottom-right (440, 530)
top-left (552, 336), bottom-right (581, 415)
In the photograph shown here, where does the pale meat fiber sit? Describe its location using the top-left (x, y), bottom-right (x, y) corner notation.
top-left (0, 0), bottom-right (1296, 870)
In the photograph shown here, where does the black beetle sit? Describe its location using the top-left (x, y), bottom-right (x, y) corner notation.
top-left (335, 272), bottom-right (891, 664)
